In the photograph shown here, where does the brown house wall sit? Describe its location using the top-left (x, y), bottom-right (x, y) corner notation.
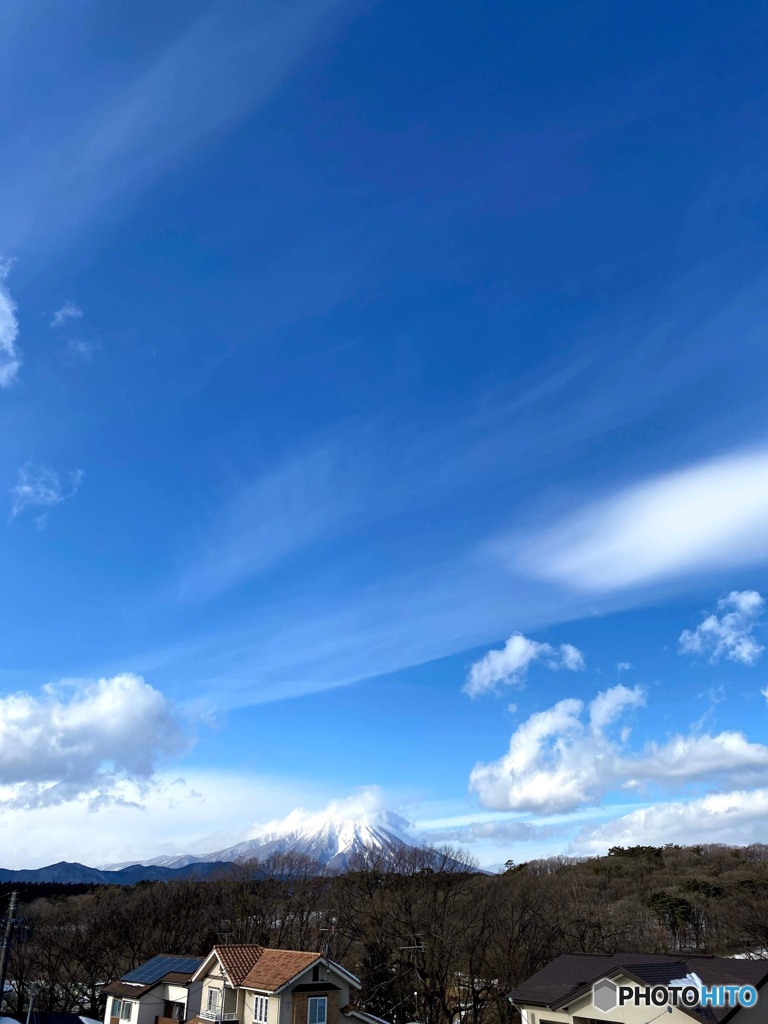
top-left (292, 991), bottom-right (340, 1024)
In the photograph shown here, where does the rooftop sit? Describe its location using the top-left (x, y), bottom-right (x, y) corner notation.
top-left (510, 952), bottom-right (768, 1024)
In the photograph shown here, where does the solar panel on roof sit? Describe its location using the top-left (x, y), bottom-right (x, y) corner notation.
top-left (122, 955), bottom-right (204, 985)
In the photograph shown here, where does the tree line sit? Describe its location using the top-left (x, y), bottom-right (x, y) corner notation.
top-left (5, 842), bottom-right (768, 1024)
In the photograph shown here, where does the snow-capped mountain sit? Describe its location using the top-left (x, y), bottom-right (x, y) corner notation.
top-left (106, 809), bottom-right (419, 872)
top-left (3, 813), bottom-right (476, 883)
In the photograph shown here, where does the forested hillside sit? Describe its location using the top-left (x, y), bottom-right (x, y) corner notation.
top-left (6, 843), bottom-right (768, 1024)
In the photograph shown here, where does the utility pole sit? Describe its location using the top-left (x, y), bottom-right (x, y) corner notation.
top-left (25, 986), bottom-right (37, 1024)
top-left (0, 891), bottom-right (19, 1013)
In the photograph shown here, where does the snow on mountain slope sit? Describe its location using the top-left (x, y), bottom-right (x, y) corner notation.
top-left (106, 807), bottom-right (418, 871)
top-left (210, 816), bottom-right (415, 870)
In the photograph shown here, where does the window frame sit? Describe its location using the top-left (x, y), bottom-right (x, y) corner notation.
top-left (308, 997), bottom-right (327, 1024)
top-left (253, 996), bottom-right (269, 1024)
top-left (207, 988), bottom-right (222, 1013)
top-left (113, 999), bottom-right (133, 1021)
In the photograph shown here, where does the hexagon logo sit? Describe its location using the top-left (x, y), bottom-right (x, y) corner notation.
top-left (592, 979), bottom-right (618, 1013)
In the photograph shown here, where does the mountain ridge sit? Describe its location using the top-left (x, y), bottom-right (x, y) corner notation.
top-left (0, 858), bottom-right (239, 885)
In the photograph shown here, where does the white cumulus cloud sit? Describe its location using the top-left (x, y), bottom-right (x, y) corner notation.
top-left (0, 673), bottom-right (187, 807)
top-left (0, 264), bottom-right (21, 387)
top-left (469, 684), bottom-right (768, 814)
top-left (463, 632), bottom-right (585, 697)
top-left (573, 788), bottom-right (768, 853)
top-left (249, 786), bottom-right (412, 840)
top-left (517, 448), bottom-right (768, 592)
top-left (679, 590), bottom-right (764, 665)
top-left (589, 683), bottom-right (645, 731)
top-left (10, 464), bottom-right (83, 521)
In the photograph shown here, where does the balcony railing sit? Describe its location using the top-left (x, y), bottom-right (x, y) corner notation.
top-left (199, 1012), bottom-right (238, 1022)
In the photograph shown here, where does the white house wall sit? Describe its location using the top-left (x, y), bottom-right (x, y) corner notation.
top-left (242, 988), bottom-right (279, 1024)
top-left (164, 985), bottom-right (188, 1004)
top-left (107, 995), bottom-right (138, 1024)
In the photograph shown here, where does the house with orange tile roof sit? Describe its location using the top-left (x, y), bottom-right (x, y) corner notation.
top-left (102, 946), bottom-right (383, 1024)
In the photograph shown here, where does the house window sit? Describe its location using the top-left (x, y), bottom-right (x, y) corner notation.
top-left (207, 989), bottom-right (221, 1013)
top-left (112, 1000), bottom-right (133, 1021)
top-left (308, 998), bottom-right (327, 1024)
top-left (254, 996), bottom-right (269, 1024)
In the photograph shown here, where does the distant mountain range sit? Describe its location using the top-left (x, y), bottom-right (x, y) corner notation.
top-left (0, 812), bottom-right (466, 884)
top-left (0, 858), bottom-right (235, 885)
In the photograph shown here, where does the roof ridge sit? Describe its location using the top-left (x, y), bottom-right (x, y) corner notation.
top-left (214, 943), bottom-right (266, 950)
top-left (261, 948), bottom-right (322, 956)
top-left (619, 958), bottom-right (686, 964)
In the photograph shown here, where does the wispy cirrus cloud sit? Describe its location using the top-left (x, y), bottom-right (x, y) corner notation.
top-left (515, 447), bottom-right (768, 593)
top-left (0, 0), bottom-right (358, 254)
top-left (418, 818), bottom-right (545, 845)
top-left (10, 463), bottom-right (83, 523)
top-left (679, 589), bottom-right (764, 666)
top-left (67, 338), bottom-right (96, 361)
top-left (0, 263), bottom-right (21, 387)
top-left (175, 442), bottom-right (359, 602)
top-left (50, 300), bottom-right (83, 328)
top-left (463, 632), bottom-right (584, 697)
top-left (49, 301), bottom-right (98, 359)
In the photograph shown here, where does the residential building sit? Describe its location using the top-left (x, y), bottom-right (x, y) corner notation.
top-left (103, 947), bottom-right (388, 1024)
top-left (509, 953), bottom-right (768, 1024)
top-left (103, 955), bottom-right (205, 1024)
top-left (190, 945), bottom-right (366, 1024)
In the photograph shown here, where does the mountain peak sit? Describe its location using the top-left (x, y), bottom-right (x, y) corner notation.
top-left (259, 808), bottom-right (412, 844)
top-left (208, 811), bottom-right (416, 870)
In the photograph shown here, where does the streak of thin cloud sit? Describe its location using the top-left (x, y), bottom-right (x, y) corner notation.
top-left (0, 0), bottom-right (358, 254)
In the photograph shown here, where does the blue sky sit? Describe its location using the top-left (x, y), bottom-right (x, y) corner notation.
top-left (2, 0), bottom-right (768, 868)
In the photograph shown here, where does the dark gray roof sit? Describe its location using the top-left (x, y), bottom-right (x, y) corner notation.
top-left (510, 953), bottom-right (768, 1024)
top-left (103, 980), bottom-right (157, 998)
top-left (510, 954), bottom-right (688, 1007)
top-left (343, 1010), bottom-right (392, 1024)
